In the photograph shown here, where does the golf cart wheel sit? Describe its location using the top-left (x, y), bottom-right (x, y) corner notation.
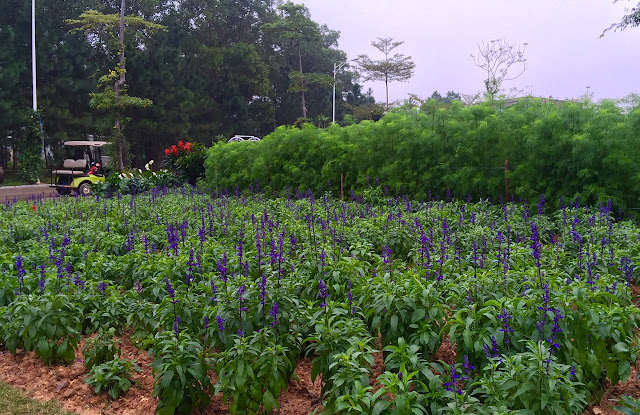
top-left (78, 182), bottom-right (92, 196)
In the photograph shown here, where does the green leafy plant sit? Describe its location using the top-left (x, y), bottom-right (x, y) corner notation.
top-left (613, 395), bottom-right (640, 415)
top-left (163, 141), bottom-right (207, 185)
top-left (305, 304), bottom-right (372, 400)
top-left (151, 332), bottom-right (212, 415)
top-left (323, 339), bottom-right (376, 414)
top-left (1, 293), bottom-right (82, 365)
top-left (371, 366), bottom-right (429, 415)
top-left (94, 168), bottom-right (179, 195)
top-left (82, 328), bottom-right (121, 371)
top-left (214, 328), bottom-right (296, 414)
top-left (17, 112), bottom-right (46, 184)
top-left (85, 358), bottom-right (141, 400)
top-left (475, 341), bottom-right (586, 414)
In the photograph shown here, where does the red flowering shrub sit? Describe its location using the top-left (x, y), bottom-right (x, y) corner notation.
top-left (164, 141), bottom-right (191, 158)
top-left (163, 141), bottom-right (206, 185)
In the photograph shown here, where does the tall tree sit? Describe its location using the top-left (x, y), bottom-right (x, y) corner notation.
top-left (471, 37), bottom-right (527, 100)
top-left (67, 7), bottom-right (165, 170)
top-left (262, 2), bottom-right (333, 120)
top-left (1, 0), bottom-right (369, 165)
top-left (355, 37), bottom-right (415, 109)
top-left (0, 0), bottom-right (104, 167)
top-left (601, 1), bottom-right (640, 35)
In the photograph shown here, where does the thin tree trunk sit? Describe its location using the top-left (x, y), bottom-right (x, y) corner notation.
top-left (11, 135), bottom-right (20, 170)
top-left (298, 43), bottom-right (306, 119)
top-left (12, 138), bottom-right (17, 170)
top-left (114, 0), bottom-right (126, 171)
top-left (0, 133), bottom-right (5, 168)
top-left (385, 73), bottom-right (389, 110)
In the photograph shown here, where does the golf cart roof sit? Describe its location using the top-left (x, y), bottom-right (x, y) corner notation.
top-left (63, 141), bottom-right (111, 147)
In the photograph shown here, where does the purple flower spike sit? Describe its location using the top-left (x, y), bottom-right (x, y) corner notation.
top-left (270, 301), bottom-right (279, 327)
top-left (173, 315), bottom-right (181, 337)
top-left (497, 307), bottom-right (514, 344)
top-left (318, 279), bottom-right (328, 308)
top-left (165, 278), bottom-right (179, 304)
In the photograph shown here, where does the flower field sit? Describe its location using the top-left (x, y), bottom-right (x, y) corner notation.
top-left (1, 187), bottom-right (639, 414)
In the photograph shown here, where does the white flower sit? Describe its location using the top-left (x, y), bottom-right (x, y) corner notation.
top-left (145, 163), bottom-right (150, 171)
top-left (149, 160), bottom-right (154, 165)
top-left (138, 169), bottom-right (143, 174)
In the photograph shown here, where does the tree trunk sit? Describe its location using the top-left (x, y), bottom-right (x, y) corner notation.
top-left (114, 0), bottom-right (126, 171)
top-left (298, 43), bottom-right (307, 119)
top-left (12, 132), bottom-right (17, 170)
top-left (0, 133), bottom-right (5, 168)
top-left (385, 73), bottom-right (389, 110)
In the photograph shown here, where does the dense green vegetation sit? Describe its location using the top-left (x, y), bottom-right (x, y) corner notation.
top-left (206, 98), bottom-right (640, 212)
top-left (0, 188), bottom-right (639, 413)
top-left (0, 0), bottom-right (373, 168)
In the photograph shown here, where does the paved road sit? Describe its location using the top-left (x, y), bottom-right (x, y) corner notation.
top-left (0, 184), bottom-right (58, 203)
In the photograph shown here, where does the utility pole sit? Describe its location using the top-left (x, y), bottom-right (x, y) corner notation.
top-left (332, 61), bottom-right (347, 124)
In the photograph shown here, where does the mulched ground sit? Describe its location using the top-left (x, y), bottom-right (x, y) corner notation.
top-left (0, 325), bottom-right (636, 414)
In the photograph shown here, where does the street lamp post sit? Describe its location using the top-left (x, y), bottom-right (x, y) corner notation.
top-left (32, 0), bottom-right (46, 166)
top-left (32, 0), bottom-right (37, 112)
top-left (332, 61), bottom-right (347, 124)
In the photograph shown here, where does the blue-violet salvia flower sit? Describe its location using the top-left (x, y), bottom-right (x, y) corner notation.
top-left (165, 278), bottom-right (178, 304)
top-left (173, 315), bottom-right (181, 337)
top-left (318, 279), bottom-right (328, 308)
top-left (270, 301), bottom-right (279, 327)
top-left (216, 315), bottom-right (225, 332)
top-left (497, 307), bottom-right (514, 344)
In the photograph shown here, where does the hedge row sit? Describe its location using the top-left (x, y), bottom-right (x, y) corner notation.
top-left (205, 98), bottom-right (640, 211)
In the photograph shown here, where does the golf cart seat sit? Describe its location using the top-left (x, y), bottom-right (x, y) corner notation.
top-left (52, 159), bottom-right (88, 176)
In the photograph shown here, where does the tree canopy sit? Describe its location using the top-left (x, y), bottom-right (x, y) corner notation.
top-left (355, 37), bottom-right (415, 109)
top-left (602, 1), bottom-right (640, 35)
top-left (67, 6), bottom-right (166, 170)
top-left (471, 37), bottom-right (527, 100)
top-left (0, 0), bottom-right (371, 168)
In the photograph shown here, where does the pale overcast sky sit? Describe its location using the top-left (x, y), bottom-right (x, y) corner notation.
top-left (298, 0), bottom-right (639, 103)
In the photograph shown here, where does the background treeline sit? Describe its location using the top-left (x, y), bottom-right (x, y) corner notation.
top-left (206, 98), bottom-right (640, 211)
top-left (0, 0), bottom-right (374, 167)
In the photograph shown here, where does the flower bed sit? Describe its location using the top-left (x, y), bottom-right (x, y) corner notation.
top-left (0, 188), bottom-right (639, 414)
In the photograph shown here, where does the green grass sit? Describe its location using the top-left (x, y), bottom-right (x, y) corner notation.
top-left (0, 382), bottom-right (75, 415)
top-left (0, 169), bottom-right (52, 187)
top-left (0, 170), bottom-right (27, 187)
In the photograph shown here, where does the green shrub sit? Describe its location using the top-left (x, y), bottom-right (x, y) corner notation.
top-left (1, 293), bottom-right (82, 365)
top-left (163, 141), bottom-right (207, 185)
top-left (18, 112), bottom-right (45, 184)
top-left (82, 328), bottom-right (121, 371)
top-left (85, 358), bottom-right (141, 400)
top-left (205, 100), bottom-right (640, 213)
